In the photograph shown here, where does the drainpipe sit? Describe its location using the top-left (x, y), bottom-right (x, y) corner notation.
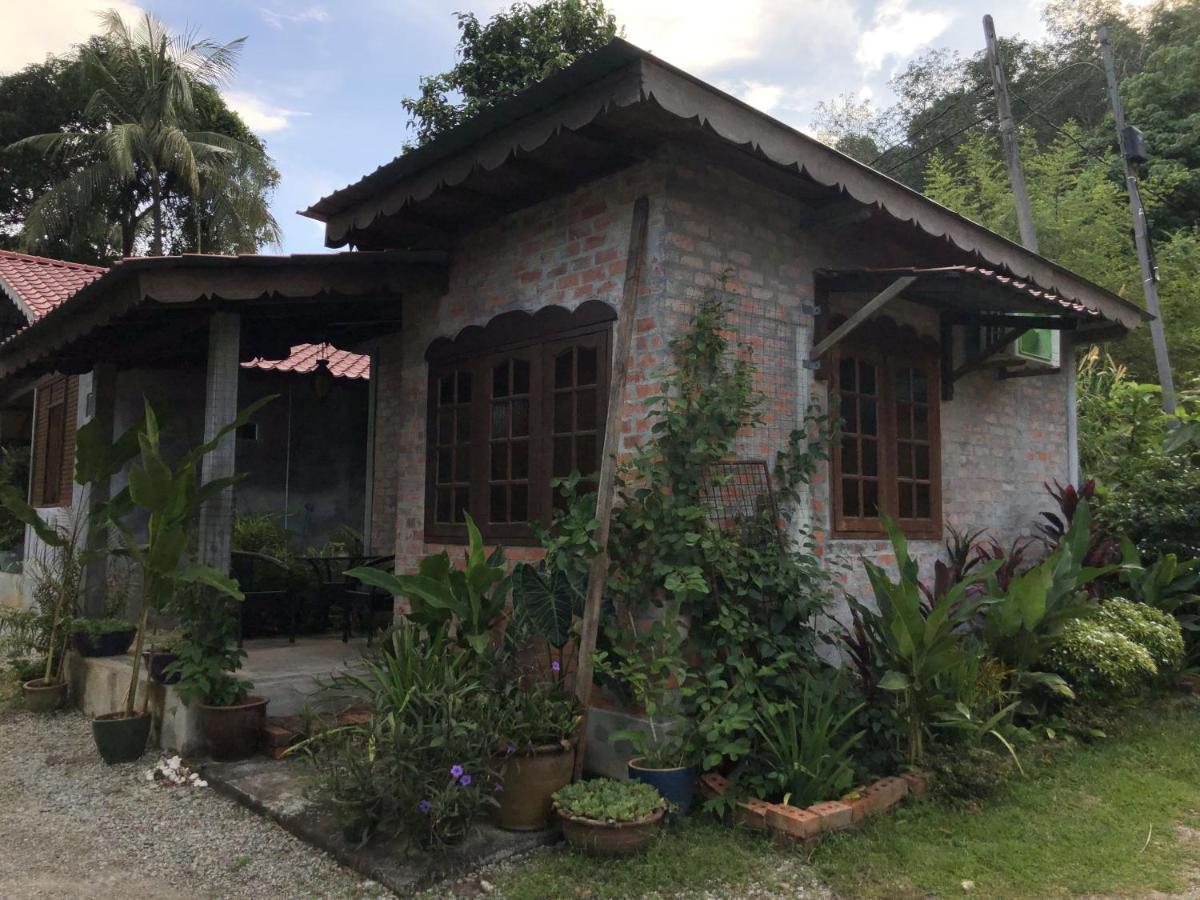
top-left (362, 345), bottom-right (379, 554)
top-left (1065, 335), bottom-right (1080, 486)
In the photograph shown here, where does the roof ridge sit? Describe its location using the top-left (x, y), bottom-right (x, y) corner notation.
top-left (0, 249), bottom-right (108, 274)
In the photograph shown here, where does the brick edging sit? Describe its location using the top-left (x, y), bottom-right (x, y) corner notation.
top-left (699, 770), bottom-right (930, 844)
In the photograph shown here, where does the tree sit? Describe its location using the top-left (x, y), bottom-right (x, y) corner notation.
top-left (8, 10), bottom-right (279, 260)
top-left (402, 0), bottom-right (618, 146)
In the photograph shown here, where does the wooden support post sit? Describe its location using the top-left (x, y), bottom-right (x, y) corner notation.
top-left (809, 276), bottom-right (916, 361)
top-left (951, 326), bottom-right (1028, 382)
top-left (572, 195), bottom-right (651, 780)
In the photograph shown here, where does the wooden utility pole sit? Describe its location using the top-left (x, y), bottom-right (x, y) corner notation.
top-left (983, 14), bottom-right (1039, 254)
top-left (572, 195), bottom-right (650, 780)
top-left (1099, 25), bottom-right (1177, 413)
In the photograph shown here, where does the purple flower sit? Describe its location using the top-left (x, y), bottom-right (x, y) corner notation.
top-left (450, 764), bottom-right (464, 778)
top-left (418, 800), bottom-right (432, 814)
top-left (552, 661), bottom-right (561, 673)
top-left (505, 744), bottom-right (516, 756)
top-left (494, 782), bottom-right (504, 793)
top-left (459, 774), bottom-right (473, 787)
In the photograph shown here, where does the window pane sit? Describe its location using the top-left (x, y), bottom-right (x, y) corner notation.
top-left (842, 398), bottom-right (858, 433)
top-left (436, 449), bottom-right (452, 484)
top-left (511, 485), bottom-right (528, 521)
top-left (457, 414), bottom-right (471, 443)
top-left (490, 445), bottom-right (507, 481)
top-left (436, 487), bottom-right (452, 522)
top-left (439, 375), bottom-right (454, 404)
top-left (894, 370), bottom-right (911, 403)
top-left (490, 485), bottom-right (507, 523)
top-left (553, 436), bottom-right (572, 477)
top-left (915, 446), bottom-right (930, 480)
top-left (841, 437), bottom-right (858, 475)
top-left (912, 370), bottom-right (928, 403)
top-left (577, 434), bottom-right (598, 475)
top-left (863, 480), bottom-right (879, 517)
top-left (897, 405), bottom-right (911, 439)
top-left (554, 392), bottom-right (573, 432)
top-left (457, 371), bottom-right (473, 404)
top-left (577, 389), bottom-right (597, 430)
top-left (513, 358), bottom-right (530, 395)
top-left (555, 349), bottom-right (574, 388)
top-left (511, 440), bottom-right (529, 479)
top-left (493, 361), bottom-right (510, 398)
top-left (453, 488), bottom-right (469, 523)
top-left (898, 446), bottom-right (912, 478)
top-left (842, 478), bottom-right (860, 517)
top-left (454, 446), bottom-right (470, 480)
top-left (578, 346), bottom-right (598, 385)
top-left (437, 413), bottom-right (453, 444)
top-left (862, 439), bottom-right (878, 477)
top-left (913, 405), bottom-right (928, 440)
top-left (861, 399), bottom-right (877, 435)
top-left (839, 357), bottom-right (856, 391)
top-left (511, 399), bottom-right (529, 437)
top-left (491, 402), bottom-right (509, 438)
top-left (859, 361), bottom-right (877, 395)
top-left (899, 485), bottom-right (914, 519)
top-left (915, 483), bottom-right (931, 518)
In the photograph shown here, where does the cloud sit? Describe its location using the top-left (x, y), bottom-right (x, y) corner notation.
top-left (0, 0), bottom-right (141, 75)
top-left (856, 0), bottom-right (954, 73)
top-left (604, 0), bottom-right (777, 73)
top-left (260, 6), bottom-right (330, 29)
top-left (224, 91), bottom-right (307, 133)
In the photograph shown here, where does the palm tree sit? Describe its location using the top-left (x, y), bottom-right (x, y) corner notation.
top-left (11, 10), bottom-right (279, 258)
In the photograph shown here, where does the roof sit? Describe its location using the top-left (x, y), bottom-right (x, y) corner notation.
top-left (243, 343), bottom-right (370, 380)
top-left (301, 38), bottom-right (1147, 333)
top-left (0, 250), bottom-right (106, 321)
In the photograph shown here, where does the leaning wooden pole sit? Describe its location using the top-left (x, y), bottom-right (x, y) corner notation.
top-left (572, 195), bottom-right (650, 780)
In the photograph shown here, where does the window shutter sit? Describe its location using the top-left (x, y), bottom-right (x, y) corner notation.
top-left (29, 376), bottom-right (77, 508)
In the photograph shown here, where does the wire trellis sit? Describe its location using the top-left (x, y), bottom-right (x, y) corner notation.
top-left (699, 460), bottom-right (781, 538)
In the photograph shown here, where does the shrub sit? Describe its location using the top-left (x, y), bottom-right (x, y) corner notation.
top-left (1095, 597), bottom-right (1184, 674)
top-left (1046, 618), bottom-right (1158, 696)
top-left (552, 778), bottom-right (666, 822)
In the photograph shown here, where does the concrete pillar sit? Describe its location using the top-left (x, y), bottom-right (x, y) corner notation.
top-left (81, 365), bottom-right (116, 618)
top-left (197, 312), bottom-right (241, 573)
top-left (362, 344), bottom-right (379, 554)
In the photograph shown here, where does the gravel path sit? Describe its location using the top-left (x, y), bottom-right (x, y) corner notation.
top-left (0, 706), bottom-right (395, 900)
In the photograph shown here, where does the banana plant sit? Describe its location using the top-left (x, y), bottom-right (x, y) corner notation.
top-left (1119, 537), bottom-right (1200, 629)
top-left (348, 514), bottom-right (509, 656)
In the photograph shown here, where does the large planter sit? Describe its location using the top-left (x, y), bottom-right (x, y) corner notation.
top-left (72, 628), bottom-right (136, 658)
top-left (628, 758), bottom-right (698, 816)
top-left (142, 651), bottom-right (180, 685)
top-left (493, 738), bottom-right (577, 831)
top-left (557, 806), bottom-right (666, 857)
top-left (22, 678), bottom-right (67, 713)
top-left (92, 711), bottom-right (151, 764)
top-left (199, 696), bottom-right (268, 761)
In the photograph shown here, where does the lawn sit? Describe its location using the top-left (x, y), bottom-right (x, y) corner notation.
top-left (483, 697), bottom-right (1200, 899)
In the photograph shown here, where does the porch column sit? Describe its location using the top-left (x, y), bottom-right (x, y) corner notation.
top-left (197, 312), bottom-right (241, 574)
top-left (81, 365), bottom-right (116, 618)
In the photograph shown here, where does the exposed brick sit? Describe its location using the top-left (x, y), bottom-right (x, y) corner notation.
top-left (766, 804), bottom-right (821, 841)
top-left (699, 772), bottom-right (729, 798)
top-left (901, 770), bottom-right (931, 800)
top-left (808, 801), bottom-right (853, 832)
top-left (734, 798), bottom-right (771, 831)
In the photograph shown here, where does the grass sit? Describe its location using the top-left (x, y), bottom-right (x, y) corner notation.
top-left (810, 697), bottom-right (1200, 898)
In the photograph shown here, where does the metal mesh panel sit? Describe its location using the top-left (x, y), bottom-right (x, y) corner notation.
top-left (699, 460), bottom-right (780, 534)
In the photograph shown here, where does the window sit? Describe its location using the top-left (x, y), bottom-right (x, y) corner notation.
top-left (425, 303), bottom-right (614, 542)
top-left (827, 320), bottom-right (941, 539)
top-left (31, 375), bottom-right (77, 508)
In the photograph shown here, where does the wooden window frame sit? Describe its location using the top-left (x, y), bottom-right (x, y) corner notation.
top-left (823, 317), bottom-right (943, 540)
top-left (424, 302), bottom-right (615, 544)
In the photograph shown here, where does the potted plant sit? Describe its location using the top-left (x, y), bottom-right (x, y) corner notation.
top-left (142, 632), bottom-right (182, 685)
top-left (89, 398), bottom-right (265, 764)
top-left (552, 778), bottom-right (667, 857)
top-left (71, 617), bottom-right (137, 657)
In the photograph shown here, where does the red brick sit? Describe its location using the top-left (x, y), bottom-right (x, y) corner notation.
top-left (808, 801), bottom-right (853, 832)
top-left (766, 804), bottom-right (820, 840)
top-left (699, 773), bottom-right (729, 798)
top-left (901, 770), bottom-right (930, 800)
top-left (734, 798), bottom-right (771, 831)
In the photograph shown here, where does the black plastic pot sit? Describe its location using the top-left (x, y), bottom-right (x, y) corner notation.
top-left (199, 696), bottom-right (268, 761)
top-left (142, 651), bottom-right (180, 685)
top-left (628, 759), bottom-right (698, 816)
top-left (92, 711), bottom-right (151, 764)
top-left (73, 628), bottom-right (136, 658)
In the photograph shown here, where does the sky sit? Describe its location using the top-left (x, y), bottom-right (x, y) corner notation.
top-left (1, 0), bottom-right (1072, 254)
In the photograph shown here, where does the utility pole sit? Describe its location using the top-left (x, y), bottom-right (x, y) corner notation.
top-left (1100, 25), bottom-right (1177, 413)
top-left (983, 14), bottom-right (1039, 254)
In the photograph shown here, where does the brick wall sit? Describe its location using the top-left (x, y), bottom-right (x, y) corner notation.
top-left (374, 144), bottom-right (1072, 614)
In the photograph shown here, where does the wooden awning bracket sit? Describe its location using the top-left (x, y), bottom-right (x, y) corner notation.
top-left (808, 275), bottom-right (917, 363)
top-left (951, 326), bottom-right (1029, 383)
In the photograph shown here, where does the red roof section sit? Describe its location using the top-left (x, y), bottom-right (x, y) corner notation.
top-left (0, 250), bottom-right (106, 320)
top-left (0, 250), bottom-right (370, 380)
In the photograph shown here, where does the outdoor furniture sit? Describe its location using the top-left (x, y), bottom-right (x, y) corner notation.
top-left (304, 554), bottom-right (396, 644)
top-left (231, 550), bottom-right (299, 646)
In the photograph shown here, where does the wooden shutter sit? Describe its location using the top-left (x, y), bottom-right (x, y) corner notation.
top-left (30, 376), bottom-right (78, 508)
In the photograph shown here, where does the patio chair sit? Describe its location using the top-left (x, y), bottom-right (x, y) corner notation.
top-left (305, 553), bottom-right (395, 644)
top-left (231, 550), bottom-right (299, 647)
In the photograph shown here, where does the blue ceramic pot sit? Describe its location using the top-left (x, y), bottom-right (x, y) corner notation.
top-left (628, 758), bottom-right (698, 815)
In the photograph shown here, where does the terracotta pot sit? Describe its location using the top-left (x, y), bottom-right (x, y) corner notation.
top-left (557, 805), bottom-right (666, 857)
top-left (92, 711), bottom-right (151, 764)
top-left (22, 678), bottom-right (67, 713)
top-left (493, 738), bottom-right (577, 831)
top-left (199, 696), bottom-right (268, 761)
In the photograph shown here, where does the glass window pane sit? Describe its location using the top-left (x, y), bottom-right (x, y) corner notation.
top-left (898, 445), bottom-right (913, 478)
top-left (555, 349), bottom-right (574, 388)
top-left (577, 389), bottom-right (597, 430)
top-left (841, 437), bottom-right (858, 475)
top-left (439, 375), bottom-right (454, 404)
top-left (493, 361), bottom-right (510, 398)
top-left (839, 357), bottom-right (856, 391)
top-left (436, 487), bottom-right (452, 522)
top-left (577, 434), bottom-right (598, 475)
top-left (862, 439), bottom-right (878, 477)
top-left (578, 346), bottom-right (598, 385)
top-left (453, 488), bottom-right (469, 523)
top-left (511, 440), bottom-right (529, 479)
top-left (841, 397), bottom-right (858, 433)
top-left (437, 449), bottom-right (452, 484)
top-left (491, 402), bottom-right (509, 438)
top-left (554, 392), bottom-right (573, 432)
top-left (897, 405), bottom-right (912, 439)
top-left (513, 358), bottom-right (530, 395)
top-left (861, 399), bottom-right (877, 436)
top-left (913, 371), bottom-right (928, 404)
top-left (914, 405), bottom-right (928, 440)
top-left (915, 446), bottom-right (930, 480)
top-left (437, 413), bottom-right (453, 445)
top-left (454, 446), bottom-right (470, 481)
top-left (916, 483), bottom-right (931, 519)
top-left (863, 480), bottom-right (879, 517)
top-left (490, 485), bottom-right (507, 523)
top-left (457, 414), bottom-right (471, 443)
top-left (859, 361), bottom-right (877, 395)
top-left (490, 444), bottom-right (507, 481)
top-left (553, 436), bottom-right (573, 477)
top-left (842, 478), bottom-right (860, 517)
top-left (899, 485), bottom-right (914, 519)
top-left (511, 485), bottom-right (528, 521)
top-left (511, 399), bottom-right (529, 437)
top-left (895, 369), bottom-right (911, 403)
top-left (457, 371), bottom-right (473, 404)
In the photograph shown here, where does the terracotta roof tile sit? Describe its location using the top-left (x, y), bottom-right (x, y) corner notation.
top-left (242, 343), bottom-right (370, 380)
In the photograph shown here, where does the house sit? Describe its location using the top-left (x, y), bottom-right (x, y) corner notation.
top-left (0, 38), bottom-right (1146, 609)
top-left (0, 250), bottom-right (371, 614)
